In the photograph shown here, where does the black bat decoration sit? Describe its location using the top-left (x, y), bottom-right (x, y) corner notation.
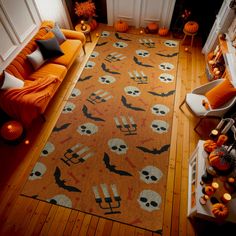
top-left (96, 42), bottom-right (108, 46)
top-left (82, 105), bottom-right (105, 122)
top-left (78, 75), bottom-right (92, 82)
top-left (136, 144), bottom-right (170, 155)
top-left (54, 167), bottom-right (81, 192)
top-left (101, 63), bottom-right (121, 74)
top-left (103, 153), bottom-right (132, 176)
top-left (133, 56), bottom-right (154, 68)
top-left (148, 90), bottom-right (176, 97)
top-left (156, 52), bottom-right (178, 57)
top-left (53, 123), bottom-right (71, 132)
top-left (115, 32), bottom-right (131, 41)
top-left (121, 96), bottom-right (145, 111)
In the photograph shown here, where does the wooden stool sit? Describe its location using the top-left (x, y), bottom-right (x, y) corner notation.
top-left (182, 29), bottom-right (197, 49)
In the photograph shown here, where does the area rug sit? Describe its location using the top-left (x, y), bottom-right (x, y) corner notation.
top-left (22, 31), bottom-right (179, 232)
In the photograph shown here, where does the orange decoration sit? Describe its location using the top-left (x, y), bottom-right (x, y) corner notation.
top-left (0, 121), bottom-right (23, 141)
top-left (216, 134), bottom-right (228, 147)
top-left (88, 19), bottom-right (98, 31)
top-left (212, 203), bottom-right (229, 220)
top-left (114, 20), bottom-right (129, 32)
top-left (147, 22), bottom-right (158, 33)
top-left (158, 27), bottom-right (169, 36)
top-left (208, 149), bottom-right (231, 171)
top-left (203, 140), bottom-right (217, 153)
top-left (184, 21), bottom-right (199, 33)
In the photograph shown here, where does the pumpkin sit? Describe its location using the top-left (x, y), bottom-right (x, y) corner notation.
top-left (212, 203), bottom-right (229, 220)
top-left (184, 21), bottom-right (199, 33)
top-left (88, 19), bottom-right (98, 31)
top-left (203, 186), bottom-right (214, 196)
top-left (216, 134), bottom-right (228, 147)
top-left (208, 148), bottom-right (232, 172)
top-left (203, 140), bottom-right (217, 153)
top-left (114, 20), bottom-right (129, 32)
top-left (147, 22), bottom-right (158, 33)
top-left (158, 27), bottom-right (169, 36)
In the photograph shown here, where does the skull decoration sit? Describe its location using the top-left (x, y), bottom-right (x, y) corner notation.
top-left (85, 61), bottom-right (96, 69)
top-left (62, 102), bottom-right (76, 113)
top-left (98, 75), bottom-right (116, 84)
top-left (159, 73), bottom-right (174, 83)
top-left (124, 86), bottom-right (141, 97)
top-left (101, 31), bottom-right (110, 37)
top-left (69, 88), bottom-right (81, 99)
top-left (164, 40), bottom-right (178, 47)
top-left (159, 62), bottom-right (174, 71)
top-left (139, 166), bottom-right (163, 184)
top-left (47, 194), bottom-right (72, 208)
top-left (113, 41), bottom-right (128, 48)
top-left (108, 138), bottom-right (128, 155)
top-left (136, 49), bottom-right (150, 57)
top-left (41, 142), bottom-right (55, 157)
top-left (138, 190), bottom-right (161, 212)
top-left (90, 51), bottom-right (99, 58)
top-left (29, 162), bottom-right (47, 180)
top-left (77, 122), bottom-right (98, 136)
top-left (151, 104), bottom-right (170, 116)
top-left (151, 120), bottom-right (169, 133)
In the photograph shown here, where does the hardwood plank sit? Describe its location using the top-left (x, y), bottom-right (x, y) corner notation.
top-left (63, 210), bottom-right (79, 236)
top-left (78, 214), bottom-right (92, 235)
top-left (86, 215), bottom-right (99, 236)
top-left (70, 211), bottom-right (85, 236)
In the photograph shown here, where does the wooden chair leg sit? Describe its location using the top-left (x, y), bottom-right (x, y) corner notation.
top-left (82, 45), bottom-right (86, 55)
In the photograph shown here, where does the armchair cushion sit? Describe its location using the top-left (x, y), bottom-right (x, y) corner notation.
top-left (205, 79), bottom-right (236, 109)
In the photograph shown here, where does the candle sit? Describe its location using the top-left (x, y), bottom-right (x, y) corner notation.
top-left (140, 29), bottom-right (144, 34)
top-left (221, 193), bottom-right (232, 204)
top-left (71, 143), bottom-right (82, 151)
top-left (82, 25), bottom-right (87, 31)
top-left (121, 116), bottom-right (128, 125)
top-left (76, 146), bottom-right (89, 156)
top-left (82, 152), bottom-right (94, 161)
top-left (128, 71), bottom-right (134, 78)
top-left (101, 184), bottom-right (110, 198)
top-left (140, 71), bottom-right (147, 78)
top-left (92, 186), bottom-right (101, 199)
top-left (100, 91), bottom-right (109, 97)
top-left (94, 89), bottom-right (103, 95)
top-left (129, 116), bottom-right (135, 125)
top-left (212, 182), bottom-right (219, 191)
top-left (104, 95), bottom-right (112, 101)
top-left (114, 117), bottom-right (120, 126)
top-left (81, 20), bottom-right (84, 25)
top-left (111, 184), bottom-right (119, 197)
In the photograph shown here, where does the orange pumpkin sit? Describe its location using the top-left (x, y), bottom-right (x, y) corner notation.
top-left (184, 21), bottom-right (199, 33)
top-left (88, 19), bottom-right (98, 31)
top-left (212, 203), bottom-right (229, 220)
top-left (203, 140), bottom-right (217, 153)
top-left (209, 149), bottom-right (231, 171)
top-left (216, 134), bottom-right (228, 147)
top-left (147, 22), bottom-right (158, 33)
top-left (114, 20), bottom-right (129, 32)
top-left (158, 27), bottom-right (169, 36)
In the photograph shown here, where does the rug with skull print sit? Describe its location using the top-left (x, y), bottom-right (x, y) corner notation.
top-left (22, 31), bottom-right (179, 232)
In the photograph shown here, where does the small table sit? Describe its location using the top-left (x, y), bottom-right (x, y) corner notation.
top-left (182, 29), bottom-right (197, 49)
top-left (75, 23), bottom-right (92, 43)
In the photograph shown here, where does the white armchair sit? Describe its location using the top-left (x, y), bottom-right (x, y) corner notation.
top-left (179, 79), bottom-right (236, 133)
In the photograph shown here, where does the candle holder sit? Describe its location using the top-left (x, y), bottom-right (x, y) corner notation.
top-left (87, 89), bottom-right (112, 104)
top-left (114, 116), bottom-right (137, 135)
top-left (80, 20), bottom-right (87, 31)
top-left (139, 38), bottom-right (155, 48)
top-left (92, 184), bottom-right (121, 214)
top-left (61, 143), bottom-right (94, 166)
top-left (105, 52), bottom-right (126, 63)
top-left (128, 71), bottom-right (148, 84)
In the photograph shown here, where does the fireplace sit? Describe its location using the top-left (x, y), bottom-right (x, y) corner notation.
top-left (63, 0), bottom-right (107, 28)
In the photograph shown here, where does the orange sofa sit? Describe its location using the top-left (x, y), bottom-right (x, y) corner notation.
top-left (0, 21), bottom-right (86, 128)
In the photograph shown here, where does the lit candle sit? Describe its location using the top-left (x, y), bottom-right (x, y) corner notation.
top-left (82, 25), bottom-right (87, 31)
top-left (92, 186), bottom-right (101, 199)
top-left (221, 193), bottom-right (232, 204)
top-left (121, 116), bottom-right (128, 125)
top-left (140, 29), bottom-right (144, 34)
top-left (114, 117), bottom-right (120, 126)
top-left (111, 184), bottom-right (119, 197)
top-left (212, 182), bottom-right (219, 191)
top-left (81, 20), bottom-right (84, 25)
top-left (101, 184), bottom-right (110, 198)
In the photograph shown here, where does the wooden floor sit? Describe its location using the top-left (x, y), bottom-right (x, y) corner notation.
top-left (0, 25), bottom-right (232, 236)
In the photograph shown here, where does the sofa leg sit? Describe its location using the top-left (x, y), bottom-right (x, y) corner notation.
top-left (83, 45), bottom-right (86, 55)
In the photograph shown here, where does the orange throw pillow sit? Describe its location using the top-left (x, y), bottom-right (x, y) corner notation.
top-left (205, 79), bottom-right (236, 108)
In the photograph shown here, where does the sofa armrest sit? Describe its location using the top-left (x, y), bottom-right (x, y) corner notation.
top-left (61, 29), bottom-right (86, 45)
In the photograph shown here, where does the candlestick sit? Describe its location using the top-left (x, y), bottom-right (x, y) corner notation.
top-left (101, 184), bottom-right (110, 198)
top-left (114, 117), bottom-right (121, 126)
top-left (121, 116), bottom-right (128, 125)
top-left (129, 116), bottom-right (135, 125)
top-left (111, 184), bottom-right (119, 197)
top-left (92, 186), bottom-right (101, 199)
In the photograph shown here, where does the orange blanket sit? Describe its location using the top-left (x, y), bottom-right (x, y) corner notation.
top-left (0, 75), bottom-right (60, 127)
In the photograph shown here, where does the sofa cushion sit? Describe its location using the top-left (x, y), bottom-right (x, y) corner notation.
top-left (28, 63), bottom-right (67, 82)
top-left (50, 39), bottom-right (82, 68)
top-left (50, 23), bottom-right (66, 44)
top-left (27, 48), bottom-right (47, 70)
top-left (1, 71), bottom-right (24, 90)
top-left (36, 37), bottom-right (64, 60)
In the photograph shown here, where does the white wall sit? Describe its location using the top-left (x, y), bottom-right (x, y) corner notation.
top-left (34, 0), bottom-right (70, 28)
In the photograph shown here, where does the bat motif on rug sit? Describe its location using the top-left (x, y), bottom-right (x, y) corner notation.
top-left (121, 96), bottom-right (145, 111)
top-left (78, 75), bottom-right (92, 82)
top-left (82, 105), bottom-right (105, 122)
top-left (101, 63), bottom-right (121, 74)
top-left (54, 167), bottom-right (81, 192)
top-left (103, 153), bottom-right (133, 176)
top-left (53, 123), bottom-right (71, 132)
top-left (133, 56), bottom-right (154, 68)
top-left (96, 42), bottom-right (108, 46)
top-left (136, 144), bottom-right (170, 155)
top-left (156, 52), bottom-right (178, 57)
top-left (115, 32), bottom-right (131, 41)
top-left (148, 90), bottom-right (176, 97)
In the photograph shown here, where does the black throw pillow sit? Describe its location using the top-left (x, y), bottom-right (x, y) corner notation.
top-left (35, 36), bottom-right (64, 60)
